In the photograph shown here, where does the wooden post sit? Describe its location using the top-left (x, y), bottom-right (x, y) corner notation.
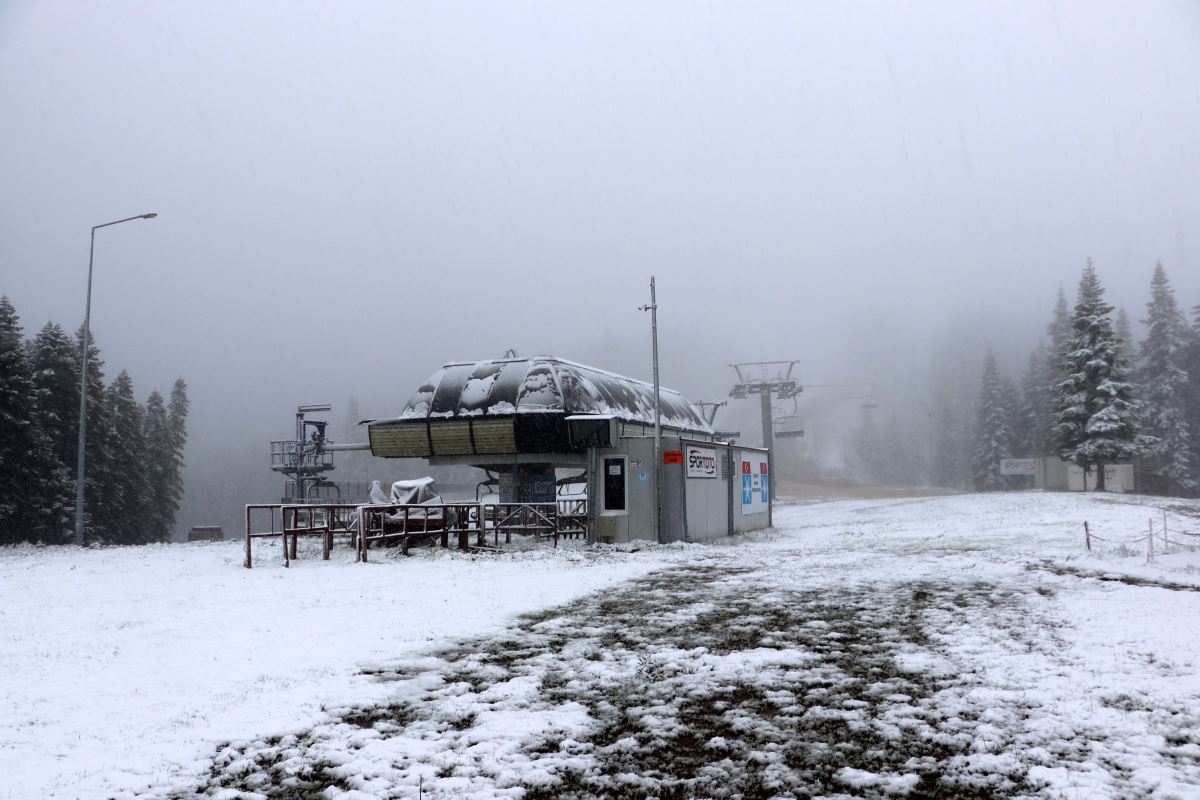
top-left (361, 509), bottom-right (370, 563)
top-left (1084, 521), bottom-right (1091, 552)
top-left (1163, 509), bottom-right (1169, 554)
top-left (1147, 518), bottom-right (1154, 563)
top-left (244, 505), bottom-right (253, 568)
top-left (458, 528), bottom-right (469, 552)
top-left (323, 505), bottom-right (332, 561)
top-left (357, 507), bottom-right (367, 562)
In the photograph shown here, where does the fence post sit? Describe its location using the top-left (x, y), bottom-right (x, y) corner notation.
top-left (1084, 521), bottom-right (1091, 552)
top-left (1163, 509), bottom-right (1169, 554)
top-left (362, 509), bottom-right (371, 563)
top-left (1147, 518), bottom-right (1154, 563)
top-left (245, 505), bottom-right (253, 568)
top-left (323, 505), bottom-right (332, 561)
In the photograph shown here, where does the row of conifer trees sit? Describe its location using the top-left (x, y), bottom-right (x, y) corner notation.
top-left (970, 261), bottom-right (1200, 494)
top-left (0, 295), bottom-right (188, 544)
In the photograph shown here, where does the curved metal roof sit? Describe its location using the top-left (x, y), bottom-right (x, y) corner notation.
top-left (389, 356), bottom-right (712, 433)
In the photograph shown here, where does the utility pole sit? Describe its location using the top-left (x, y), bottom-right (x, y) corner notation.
top-left (640, 277), bottom-right (662, 544)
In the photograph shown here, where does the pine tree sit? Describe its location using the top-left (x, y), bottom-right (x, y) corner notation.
top-left (99, 371), bottom-right (150, 543)
top-left (1115, 306), bottom-right (1135, 368)
top-left (1016, 343), bottom-right (1054, 456)
top-left (26, 322), bottom-right (78, 542)
top-left (0, 297), bottom-right (42, 544)
top-left (1037, 288), bottom-right (1075, 457)
top-left (162, 378), bottom-right (190, 539)
top-left (1136, 263), bottom-right (1194, 495)
top-left (1055, 261), bottom-right (1139, 490)
top-left (1186, 305), bottom-right (1200, 488)
top-left (1047, 287), bottom-right (1073, 369)
top-left (143, 390), bottom-right (174, 541)
top-left (29, 323), bottom-right (79, 471)
top-left (75, 325), bottom-right (110, 542)
top-left (972, 348), bottom-right (1014, 491)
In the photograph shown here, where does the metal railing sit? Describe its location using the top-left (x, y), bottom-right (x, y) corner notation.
top-left (269, 440), bottom-right (334, 472)
top-left (282, 479), bottom-right (373, 503)
top-left (244, 503), bottom-right (360, 568)
top-left (245, 499), bottom-right (589, 568)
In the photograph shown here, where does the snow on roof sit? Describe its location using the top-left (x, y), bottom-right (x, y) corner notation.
top-left (387, 356), bottom-right (712, 433)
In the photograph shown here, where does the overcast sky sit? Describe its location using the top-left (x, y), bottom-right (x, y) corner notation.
top-left (4, 1), bottom-right (1200, 528)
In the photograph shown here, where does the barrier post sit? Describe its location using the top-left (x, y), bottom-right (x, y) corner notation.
top-left (1147, 519), bottom-right (1154, 563)
top-left (1163, 509), bottom-right (1169, 554)
top-left (1084, 521), bottom-right (1091, 552)
top-left (245, 505), bottom-right (253, 568)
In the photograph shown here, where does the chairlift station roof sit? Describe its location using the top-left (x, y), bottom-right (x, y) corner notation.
top-left (368, 356), bottom-right (712, 459)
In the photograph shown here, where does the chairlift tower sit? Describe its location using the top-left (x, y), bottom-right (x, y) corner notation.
top-left (270, 403), bottom-right (336, 502)
top-left (728, 361), bottom-right (802, 501)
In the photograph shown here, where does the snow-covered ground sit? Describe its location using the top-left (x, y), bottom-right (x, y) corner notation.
top-left (2, 491), bottom-right (1199, 799)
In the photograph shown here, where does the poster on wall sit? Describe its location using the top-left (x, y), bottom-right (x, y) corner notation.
top-left (686, 446), bottom-right (718, 479)
top-left (740, 451), bottom-right (769, 514)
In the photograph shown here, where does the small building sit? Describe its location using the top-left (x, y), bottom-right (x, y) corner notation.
top-left (187, 525), bottom-right (225, 542)
top-left (367, 356), bottom-right (771, 543)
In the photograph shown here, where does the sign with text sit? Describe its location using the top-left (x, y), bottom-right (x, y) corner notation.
top-left (663, 450), bottom-right (684, 465)
top-left (740, 451), bottom-right (769, 515)
top-left (1000, 458), bottom-right (1036, 476)
top-left (686, 446), bottom-right (718, 478)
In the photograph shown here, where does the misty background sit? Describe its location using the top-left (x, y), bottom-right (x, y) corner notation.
top-left (4, 1), bottom-right (1199, 537)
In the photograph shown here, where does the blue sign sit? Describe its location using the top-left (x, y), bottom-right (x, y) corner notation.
top-left (637, 470), bottom-right (650, 483)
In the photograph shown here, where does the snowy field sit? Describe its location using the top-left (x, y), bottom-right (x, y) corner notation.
top-left (2, 492), bottom-right (1199, 799)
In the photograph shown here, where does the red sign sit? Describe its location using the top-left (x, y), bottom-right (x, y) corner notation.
top-left (663, 450), bottom-right (684, 464)
top-left (759, 462), bottom-right (768, 474)
top-left (742, 460), bottom-right (751, 474)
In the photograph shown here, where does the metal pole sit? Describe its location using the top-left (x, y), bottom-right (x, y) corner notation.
top-left (760, 389), bottom-right (774, 502)
top-left (73, 213), bottom-right (158, 545)
top-left (650, 276), bottom-right (662, 544)
top-left (74, 228), bottom-right (97, 545)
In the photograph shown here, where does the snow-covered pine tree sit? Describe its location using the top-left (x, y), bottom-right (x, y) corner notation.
top-left (971, 348), bottom-right (1013, 491)
top-left (1136, 263), bottom-right (1195, 495)
top-left (74, 325), bottom-right (110, 542)
top-left (1047, 287), bottom-right (1072, 367)
top-left (1037, 288), bottom-right (1075, 456)
top-left (1183, 304), bottom-right (1200, 491)
top-left (1114, 306), bottom-right (1135, 368)
top-left (1016, 343), bottom-right (1054, 456)
top-left (29, 323), bottom-right (79, 470)
top-left (163, 378), bottom-right (190, 538)
top-left (99, 371), bottom-right (150, 544)
top-left (142, 390), bottom-right (174, 541)
top-left (1055, 261), bottom-right (1139, 491)
top-left (0, 297), bottom-right (43, 544)
top-left (26, 322), bottom-right (79, 541)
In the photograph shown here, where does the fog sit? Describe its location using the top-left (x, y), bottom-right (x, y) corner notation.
top-left (4, 1), bottom-right (1199, 535)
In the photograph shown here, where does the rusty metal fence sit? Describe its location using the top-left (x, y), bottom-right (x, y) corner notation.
top-left (245, 500), bottom-right (589, 568)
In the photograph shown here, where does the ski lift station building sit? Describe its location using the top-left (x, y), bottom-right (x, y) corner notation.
top-left (366, 356), bottom-right (771, 543)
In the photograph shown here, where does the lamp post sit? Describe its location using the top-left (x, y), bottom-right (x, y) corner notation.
top-left (75, 212), bottom-right (158, 545)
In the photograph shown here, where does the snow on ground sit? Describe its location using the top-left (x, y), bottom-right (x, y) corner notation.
top-left (0, 538), bottom-right (693, 799)
top-left (3, 491), bottom-right (1200, 799)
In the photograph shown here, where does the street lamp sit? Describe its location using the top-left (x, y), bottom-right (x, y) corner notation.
top-left (75, 212), bottom-right (158, 545)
